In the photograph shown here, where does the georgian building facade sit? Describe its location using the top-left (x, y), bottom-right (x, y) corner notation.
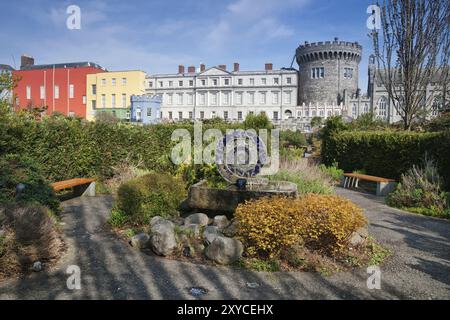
top-left (146, 63), bottom-right (298, 122)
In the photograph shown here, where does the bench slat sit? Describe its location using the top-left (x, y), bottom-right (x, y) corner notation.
top-left (51, 178), bottom-right (95, 192)
top-left (343, 173), bottom-right (395, 183)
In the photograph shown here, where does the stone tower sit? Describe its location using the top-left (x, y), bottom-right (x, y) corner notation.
top-left (296, 38), bottom-right (362, 105)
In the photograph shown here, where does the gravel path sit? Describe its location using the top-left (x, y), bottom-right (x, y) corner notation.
top-left (0, 188), bottom-right (449, 299)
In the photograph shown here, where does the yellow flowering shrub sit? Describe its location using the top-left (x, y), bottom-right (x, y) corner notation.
top-left (235, 195), bottom-right (367, 258)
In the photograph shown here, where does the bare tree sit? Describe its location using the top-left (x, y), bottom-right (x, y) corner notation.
top-left (372, 0), bottom-right (449, 129)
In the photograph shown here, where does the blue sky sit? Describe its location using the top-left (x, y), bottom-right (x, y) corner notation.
top-left (0, 0), bottom-right (375, 90)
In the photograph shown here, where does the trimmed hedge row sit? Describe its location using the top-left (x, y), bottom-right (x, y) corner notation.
top-left (0, 116), bottom-right (243, 182)
top-left (322, 130), bottom-right (450, 189)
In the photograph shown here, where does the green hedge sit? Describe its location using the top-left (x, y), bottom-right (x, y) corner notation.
top-left (322, 130), bottom-right (450, 189)
top-left (0, 116), bottom-right (246, 182)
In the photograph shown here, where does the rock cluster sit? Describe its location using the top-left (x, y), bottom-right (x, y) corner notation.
top-left (129, 213), bottom-right (243, 265)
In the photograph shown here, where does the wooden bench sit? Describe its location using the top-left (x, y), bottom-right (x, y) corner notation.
top-left (51, 178), bottom-right (96, 197)
top-left (342, 173), bottom-right (396, 196)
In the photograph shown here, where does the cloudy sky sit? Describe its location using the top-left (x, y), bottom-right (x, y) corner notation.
top-left (0, 0), bottom-right (375, 90)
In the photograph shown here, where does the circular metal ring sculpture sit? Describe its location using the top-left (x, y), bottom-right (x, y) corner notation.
top-left (215, 130), bottom-right (267, 184)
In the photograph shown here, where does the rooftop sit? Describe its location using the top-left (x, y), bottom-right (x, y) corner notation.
top-left (20, 61), bottom-right (106, 71)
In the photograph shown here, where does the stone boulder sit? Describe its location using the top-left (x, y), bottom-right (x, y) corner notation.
top-left (184, 213), bottom-right (209, 227)
top-left (150, 220), bottom-right (177, 256)
top-left (349, 227), bottom-right (369, 246)
top-left (222, 221), bottom-right (238, 237)
top-left (205, 236), bottom-right (244, 265)
top-left (32, 261), bottom-right (43, 272)
top-left (130, 233), bottom-right (150, 249)
top-left (150, 216), bottom-right (164, 227)
top-left (203, 226), bottom-right (221, 244)
top-left (213, 215), bottom-right (230, 230)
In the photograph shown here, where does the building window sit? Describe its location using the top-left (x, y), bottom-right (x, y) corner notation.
top-left (101, 79), bottom-right (106, 86)
top-left (211, 92), bottom-right (218, 105)
top-left (112, 78), bottom-right (116, 86)
top-left (178, 111), bottom-right (183, 119)
top-left (147, 108), bottom-right (152, 117)
top-left (201, 79), bottom-right (206, 86)
top-left (126, 111), bottom-right (130, 120)
top-left (272, 92), bottom-right (279, 104)
top-left (40, 86), bottom-right (45, 99)
top-left (378, 97), bottom-right (387, 117)
top-left (273, 111), bottom-right (279, 120)
top-left (168, 111), bottom-right (173, 120)
top-left (344, 68), bottom-right (353, 79)
top-left (167, 94), bottom-right (173, 105)
top-left (149, 81), bottom-right (153, 88)
top-left (177, 93), bottom-right (183, 105)
top-left (273, 78), bottom-right (279, 85)
top-left (352, 103), bottom-right (357, 117)
top-left (26, 85), bottom-right (31, 99)
top-left (238, 78), bottom-right (243, 85)
top-left (327, 110), bottom-right (332, 117)
top-left (101, 94), bottom-right (106, 108)
top-left (286, 77), bottom-right (292, 84)
top-left (311, 68), bottom-right (324, 79)
top-left (189, 80), bottom-right (194, 86)
top-left (236, 92), bottom-right (243, 105)
top-left (363, 103), bottom-right (369, 113)
top-left (249, 78), bottom-right (254, 86)
top-left (224, 111), bottom-right (228, 120)
top-left (179, 80), bottom-right (183, 87)
top-left (237, 111), bottom-right (243, 120)
top-left (188, 94), bottom-right (194, 105)
top-left (54, 86), bottom-right (59, 99)
top-left (189, 111), bottom-right (193, 119)
top-left (69, 84), bottom-right (74, 99)
top-left (111, 94), bottom-right (116, 108)
top-left (312, 110), bottom-right (317, 117)
top-left (200, 111), bottom-right (205, 119)
top-left (199, 93), bottom-right (206, 105)
top-left (122, 94), bottom-right (127, 107)
top-left (224, 78), bottom-right (230, 85)
top-left (92, 100), bottom-right (96, 109)
top-left (284, 91), bottom-right (291, 104)
top-left (297, 111), bottom-right (302, 118)
top-left (159, 81), bottom-right (163, 88)
top-left (212, 79), bottom-right (218, 86)
top-left (122, 78), bottom-right (127, 85)
top-left (92, 84), bottom-right (97, 95)
top-left (260, 92), bottom-right (266, 105)
top-left (168, 81), bottom-right (173, 87)
top-left (248, 92), bottom-right (255, 105)
top-left (320, 110), bottom-right (324, 117)
top-left (211, 111), bottom-right (217, 118)
top-left (261, 78), bottom-right (267, 85)
top-left (223, 92), bottom-right (229, 105)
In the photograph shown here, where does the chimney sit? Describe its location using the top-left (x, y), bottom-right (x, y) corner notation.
top-left (21, 54), bottom-right (34, 69)
top-left (218, 64), bottom-right (226, 71)
top-left (187, 66), bottom-right (196, 73)
top-left (200, 63), bottom-right (206, 72)
top-left (178, 65), bottom-right (185, 74)
top-left (265, 63), bottom-right (273, 71)
top-left (233, 62), bottom-right (240, 72)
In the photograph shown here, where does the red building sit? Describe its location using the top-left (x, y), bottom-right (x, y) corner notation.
top-left (13, 55), bottom-right (105, 118)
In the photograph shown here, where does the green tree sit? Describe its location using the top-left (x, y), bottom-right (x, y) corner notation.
top-left (243, 113), bottom-right (273, 131)
top-left (310, 116), bottom-right (323, 129)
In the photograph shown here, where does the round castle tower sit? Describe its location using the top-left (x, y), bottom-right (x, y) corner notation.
top-left (296, 38), bottom-right (362, 105)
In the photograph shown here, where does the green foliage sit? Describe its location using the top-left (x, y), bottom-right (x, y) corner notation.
top-left (176, 163), bottom-right (227, 189)
top-left (116, 172), bottom-right (186, 224)
top-left (425, 112), bottom-right (450, 132)
top-left (280, 146), bottom-right (304, 161)
top-left (243, 113), bottom-right (273, 130)
top-left (280, 130), bottom-right (307, 148)
top-left (348, 112), bottom-right (388, 131)
top-left (0, 154), bottom-right (60, 213)
top-left (270, 170), bottom-right (334, 195)
top-left (321, 130), bottom-right (450, 190)
top-left (310, 116), bottom-right (323, 128)
top-left (108, 207), bottom-right (129, 227)
top-left (245, 259), bottom-right (281, 272)
top-left (319, 164), bottom-right (344, 181)
top-left (386, 158), bottom-right (449, 218)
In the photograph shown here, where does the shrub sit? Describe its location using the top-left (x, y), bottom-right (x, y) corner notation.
top-left (321, 130), bottom-right (450, 190)
top-left (243, 113), bottom-right (273, 130)
top-left (280, 130), bottom-right (307, 148)
top-left (0, 154), bottom-right (60, 213)
top-left (386, 158), bottom-right (449, 218)
top-left (319, 163), bottom-right (344, 181)
top-left (235, 195), bottom-right (366, 259)
top-left (116, 172), bottom-right (186, 224)
top-left (103, 156), bottom-right (149, 194)
top-left (269, 158), bottom-right (334, 195)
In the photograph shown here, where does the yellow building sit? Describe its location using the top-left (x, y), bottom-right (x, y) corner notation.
top-left (86, 70), bottom-right (146, 121)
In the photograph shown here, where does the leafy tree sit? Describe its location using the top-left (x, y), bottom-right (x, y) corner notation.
top-left (310, 116), bottom-right (323, 129)
top-left (243, 113), bottom-right (273, 131)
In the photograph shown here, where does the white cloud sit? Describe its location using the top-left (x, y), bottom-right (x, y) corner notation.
top-left (205, 0), bottom-right (310, 51)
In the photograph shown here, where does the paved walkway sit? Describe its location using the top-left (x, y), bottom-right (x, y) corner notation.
top-left (0, 188), bottom-right (449, 299)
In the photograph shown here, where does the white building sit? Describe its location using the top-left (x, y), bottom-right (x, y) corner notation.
top-left (146, 63), bottom-right (298, 122)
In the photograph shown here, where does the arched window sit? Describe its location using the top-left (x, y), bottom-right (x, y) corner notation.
top-left (284, 110), bottom-right (293, 118)
top-left (352, 103), bottom-right (357, 117)
top-left (363, 103), bottom-right (369, 113)
top-left (297, 110), bottom-right (302, 118)
top-left (377, 97), bottom-right (387, 118)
